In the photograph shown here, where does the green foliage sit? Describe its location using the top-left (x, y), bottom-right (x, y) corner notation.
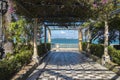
top-left (113, 45), bottom-right (120, 50)
top-left (14, 0), bottom-right (93, 21)
top-left (109, 16), bottom-right (120, 30)
top-left (82, 43), bottom-right (120, 65)
top-left (9, 17), bottom-right (27, 43)
top-left (81, 22), bottom-right (91, 28)
top-left (82, 43), bottom-right (104, 58)
top-left (93, 21), bottom-right (105, 28)
top-left (90, 44), bottom-right (104, 58)
top-left (91, 17), bottom-right (120, 44)
top-left (0, 46), bottom-right (33, 80)
top-left (108, 46), bottom-right (120, 65)
top-left (37, 43), bottom-right (51, 57)
top-left (13, 44), bottom-right (33, 54)
top-left (82, 42), bottom-right (87, 51)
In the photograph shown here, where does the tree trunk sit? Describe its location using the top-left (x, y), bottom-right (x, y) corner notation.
top-left (78, 28), bottom-right (83, 51)
top-left (102, 20), bottom-right (110, 65)
top-left (32, 18), bottom-right (39, 63)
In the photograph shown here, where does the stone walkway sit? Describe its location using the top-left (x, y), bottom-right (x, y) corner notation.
top-left (27, 51), bottom-right (120, 80)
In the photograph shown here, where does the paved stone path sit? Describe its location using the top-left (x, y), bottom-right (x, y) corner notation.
top-left (27, 51), bottom-right (120, 80)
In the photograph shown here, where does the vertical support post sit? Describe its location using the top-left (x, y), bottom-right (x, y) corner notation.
top-left (47, 27), bottom-right (51, 43)
top-left (78, 28), bottom-right (82, 52)
top-left (86, 27), bottom-right (91, 54)
top-left (44, 25), bottom-right (47, 51)
top-left (84, 30), bottom-right (87, 42)
top-left (102, 20), bottom-right (110, 65)
top-left (44, 25), bottom-right (47, 43)
top-left (0, 13), bottom-right (2, 47)
top-left (119, 31), bottom-right (120, 45)
top-left (32, 18), bottom-right (39, 63)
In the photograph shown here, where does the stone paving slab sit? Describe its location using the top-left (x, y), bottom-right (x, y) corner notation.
top-left (27, 51), bottom-right (120, 80)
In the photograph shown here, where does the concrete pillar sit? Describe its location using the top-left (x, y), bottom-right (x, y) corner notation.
top-left (32, 18), bottom-right (39, 63)
top-left (86, 27), bottom-right (91, 54)
top-left (0, 14), bottom-right (2, 47)
top-left (102, 20), bottom-right (110, 65)
top-left (44, 25), bottom-right (47, 43)
top-left (47, 27), bottom-right (51, 43)
top-left (78, 28), bottom-right (83, 52)
top-left (44, 25), bottom-right (47, 51)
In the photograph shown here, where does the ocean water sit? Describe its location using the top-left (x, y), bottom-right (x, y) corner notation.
top-left (51, 39), bottom-right (78, 44)
top-left (50, 38), bottom-right (119, 45)
top-left (44, 30), bottom-right (120, 45)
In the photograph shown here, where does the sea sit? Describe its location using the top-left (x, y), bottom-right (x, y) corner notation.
top-left (50, 38), bottom-right (120, 45)
top-left (43, 30), bottom-right (120, 45)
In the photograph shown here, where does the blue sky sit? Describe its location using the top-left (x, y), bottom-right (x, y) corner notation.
top-left (50, 30), bottom-right (78, 39)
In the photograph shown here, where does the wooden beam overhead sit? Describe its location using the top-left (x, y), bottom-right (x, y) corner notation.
top-left (14, 0), bottom-right (92, 23)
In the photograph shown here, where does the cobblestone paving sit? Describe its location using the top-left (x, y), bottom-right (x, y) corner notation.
top-left (27, 51), bottom-right (120, 80)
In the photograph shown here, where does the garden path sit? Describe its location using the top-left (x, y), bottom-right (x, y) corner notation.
top-left (27, 51), bottom-right (120, 80)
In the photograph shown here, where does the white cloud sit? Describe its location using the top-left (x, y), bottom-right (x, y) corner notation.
top-left (60, 31), bottom-right (66, 34)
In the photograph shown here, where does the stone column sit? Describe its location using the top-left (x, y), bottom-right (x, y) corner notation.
top-left (0, 13), bottom-right (2, 47)
top-left (102, 20), bottom-right (110, 65)
top-left (32, 18), bottom-right (39, 63)
top-left (44, 25), bottom-right (47, 43)
top-left (78, 28), bottom-right (83, 52)
top-left (44, 25), bottom-right (47, 51)
top-left (86, 27), bottom-right (91, 54)
top-left (3, 41), bottom-right (13, 57)
top-left (47, 26), bottom-right (51, 43)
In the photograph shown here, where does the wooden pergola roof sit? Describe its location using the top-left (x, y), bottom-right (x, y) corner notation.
top-left (14, 0), bottom-right (93, 24)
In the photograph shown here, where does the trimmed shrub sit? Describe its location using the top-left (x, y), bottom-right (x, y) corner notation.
top-left (82, 42), bottom-right (120, 65)
top-left (37, 43), bottom-right (51, 57)
top-left (82, 42), bottom-right (87, 51)
top-left (113, 45), bottom-right (120, 50)
top-left (90, 44), bottom-right (104, 58)
top-left (108, 46), bottom-right (120, 65)
top-left (0, 47), bottom-right (33, 80)
top-left (82, 42), bottom-right (104, 58)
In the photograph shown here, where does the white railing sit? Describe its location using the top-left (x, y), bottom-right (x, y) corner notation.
top-left (51, 43), bottom-right (78, 51)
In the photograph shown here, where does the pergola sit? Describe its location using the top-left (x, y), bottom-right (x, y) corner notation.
top-left (13, 0), bottom-right (94, 63)
top-left (14, 0), bottom-right (93, 23)
top-left (12, 0), bottom-right (120, 64)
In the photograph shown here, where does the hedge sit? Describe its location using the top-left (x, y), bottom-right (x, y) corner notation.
top-left (82, 42), bottom-right (104, 58)
top-left (37, 43), bottom-right (51, 57)
top-left (90, 44), bottom-right (104, 58)
top-left (82, 42), bottom-right (120, 65)
top-left (82, 42), bottom-right (87, 51)
top-left (108, 46), bottom-right (120, 65)
top-left (0, 46), bottom-right (33, 80)
top-left (0, 43), bottom-right (51, 80)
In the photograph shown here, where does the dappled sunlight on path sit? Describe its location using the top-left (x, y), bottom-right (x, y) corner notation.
top-left (27, 51), bottom-right (120, 80)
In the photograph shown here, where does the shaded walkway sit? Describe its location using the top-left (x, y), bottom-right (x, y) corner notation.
top-left (27, 51), bottom-right (120, 80)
